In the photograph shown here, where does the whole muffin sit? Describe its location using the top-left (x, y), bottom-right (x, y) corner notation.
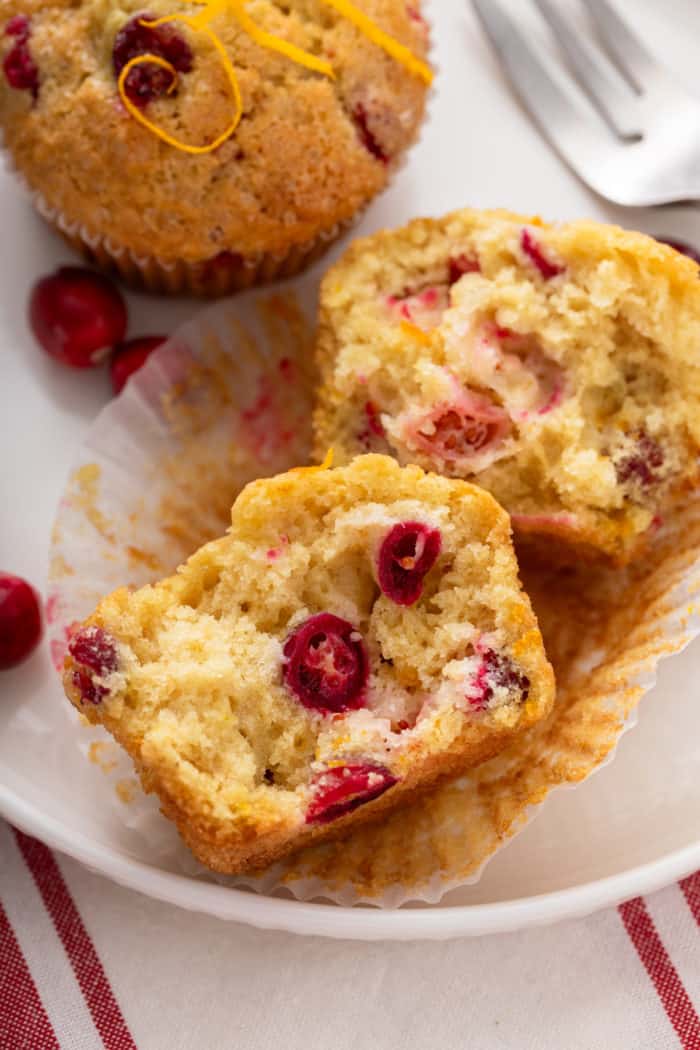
top-left (0, 0), bottom-right (431, 295)
top-left (62, 455), bottom-right (554, 874)
top-left (313, 209), bottom-right (700, 565)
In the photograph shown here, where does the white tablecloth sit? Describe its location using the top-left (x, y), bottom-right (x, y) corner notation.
top-left (1, 820), bottom-right (698, 1050)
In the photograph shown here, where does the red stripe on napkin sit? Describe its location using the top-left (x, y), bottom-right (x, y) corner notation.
top-left (13, 829), bottom-right (138, 1050)
top-left (680, 872), bottom-right (700, 928)
top-left (619, 896), bottom-right (700, 1050)
top-left (0, 898), bottom-right (61, 1050)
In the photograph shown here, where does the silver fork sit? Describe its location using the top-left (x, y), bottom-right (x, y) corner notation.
top-left (470, 0), bottom-right (700, 206)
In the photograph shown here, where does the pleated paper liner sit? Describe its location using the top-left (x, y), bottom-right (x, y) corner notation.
top-left (47, 288), bottom-right (700, 906)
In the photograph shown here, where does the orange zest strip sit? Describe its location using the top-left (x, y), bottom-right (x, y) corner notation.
top-left (320, 0), bottom-right (433, 83)
top-left (228, 0), bottom-right (335, 79)
top-left (117, 16), bottom-right (242, 154)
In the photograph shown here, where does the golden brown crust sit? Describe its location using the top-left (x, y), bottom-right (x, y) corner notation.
top-left (0, 0), bottom-right (430, 270)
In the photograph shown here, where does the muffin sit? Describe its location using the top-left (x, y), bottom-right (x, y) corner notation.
top-left (313, 209), bottom-right (700, 564)
top-left (0, 0), bottom-right (431, 296)
top-left (62, 454), bottom-right (554, 874)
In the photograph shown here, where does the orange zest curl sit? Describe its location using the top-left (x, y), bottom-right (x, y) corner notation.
top-left (118, 1), bottom-right (431, 154)
top-left (117, 16), bottom-right (242, 155)
top-left (320, 0), bottom-right (433, 84)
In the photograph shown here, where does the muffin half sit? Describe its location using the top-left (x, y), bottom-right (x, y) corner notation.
top-left (62, 455), bottom-right (554, 873)
top-left (313, 209), bottom-right (700, 564)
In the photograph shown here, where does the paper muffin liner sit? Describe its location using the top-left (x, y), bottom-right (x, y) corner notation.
top-left (46, 285), bottom-right (700, 907)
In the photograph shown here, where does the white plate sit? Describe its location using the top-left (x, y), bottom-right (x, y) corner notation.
top-left (1, 0), bottom-right (700, 940)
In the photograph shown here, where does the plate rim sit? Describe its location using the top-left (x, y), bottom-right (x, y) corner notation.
top-left (2, 781), bottom-right (699, 941)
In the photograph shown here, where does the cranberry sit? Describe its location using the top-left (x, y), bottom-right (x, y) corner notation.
top-left (68, 626), bottom-right (119, 704)
top-left (283, 613), bottom-right (368, 714)
top-left (412, 395), bottom-right (511, 464)
top-left (448, 254), bottom-right (481, 285)
top-left (111, 335), bottom-right (166, 395)
top-left (0, 574), bottom-right (42, 670)
top-left (352, 103), bottom-right (389, 164)
top-left (377, 521), bottom-right (442, 606)
top-left (657, 238), bottom-right (700, 267)
top-left (113, 12), bottom-right (193, 109)
top-left (305, 763), bottom-right (398, 824)
top-left (3, 15), bottom-right (39, 100)
top-left (364, 401), bottom-right (385, 437)
top-left (615, 431), bottom-right (665, 488)
top-left (29, 267), bottom-right (127, 369)
top-left (520, 229), bottom-right (565, 280)
top-left (468, 649), bottom-right (530, 712)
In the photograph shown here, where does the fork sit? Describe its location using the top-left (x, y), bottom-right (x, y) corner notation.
top-left (470, 0), bottom-right (700, 206)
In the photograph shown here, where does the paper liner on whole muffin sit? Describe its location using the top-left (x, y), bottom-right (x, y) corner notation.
top-left (48, 289), bottom-right (700, 906)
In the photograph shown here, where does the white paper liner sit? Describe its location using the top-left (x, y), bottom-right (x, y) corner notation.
top-left (45, 280), bottom-right (700, 907)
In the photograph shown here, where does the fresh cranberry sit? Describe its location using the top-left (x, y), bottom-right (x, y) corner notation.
top-left (615, 431), bottom-right (665, 488)
top-left (468, 649), bottom-right (530, 712)
top-left (305, 763), bottom-right (398, 824)
top-left (412, 395), bottom-right (511, 464)
top-left (377, 521), bottom-right (442, 606)
top-left (68, 626), bottom-right (118, 704)
top-left (29, 267), bottom-right (127, 369)
top-left (111, 335), bottom-right (166, 395)
top-left (113, 12), bottom-right (193, 109)
top-left (448, 254), bottom-right (481, 285)
top-left (3, 15), bottom-right (38, 99)
top-left (657, 238), bottom-right (700, 267)
top-left (520, 229), bottom-right (565, 280)
top-left (0, 573), bottom-right (42, 670)
top-left (352, 103), bottom-right (389, 164)
top-left (283, 613), bottom-right (368, 714)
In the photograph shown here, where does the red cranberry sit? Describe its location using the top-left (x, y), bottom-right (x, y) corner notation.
top-left (3, 15), bottom-right (38, 99)
top-left (113, 12), bottom-right (193, 109)
top-left (377, 521), bottom-right (442, 606)
top-left (520, 229), bottom-right (565, 280)
top-left (414, 397), bottom-right (511, 463)
top-left (68, 626), bottom-right (118, 704)
top-left (29, 267), bottom-right (127, 369)
top-left (657, 238), bottom-right (700, 267)
top-left (352, 103), bottom-right (389, 164)
top-left (469, 650), bottom-right (530, 711)
top-left (305, 763), bottom-right (398, 824)
top-left (616, 431), bottom-right (665, 488)
top-left (111, 335), bottom-right (166, 395)
top-left (0, 573), bottom-right (42, 670)
top-left (448, 254), bottom-right (481, 285)
top-left (283, 613), bottom-right (368, 714)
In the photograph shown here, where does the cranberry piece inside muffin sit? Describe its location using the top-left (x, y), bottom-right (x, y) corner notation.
top-left (283, 613), bottom-right (368, 714)
top-left (615, 430), bottom-right (665, 489)
top-left (113, 12), bottom-right (193, 109)
top-left (68, 627), bottom-right (119, 704)
top-left (0, 573), bottom-right (42, 670)
top-left (468, 649), bottom-right (530, 712)
top-left (377, 521), bottom-right (441, 606)
top-left (3, 16), bottom-right (39, 100)
top-left (520, 228), bottom-right (565, 279)
top-left (352, 103), bottom-right (389, 164)
top-left (305, 763), bottom-right (398, 824)
top-left (407, 393), bottom-right (511, 466)
top-left (448, 253), bottom-right (481, 285)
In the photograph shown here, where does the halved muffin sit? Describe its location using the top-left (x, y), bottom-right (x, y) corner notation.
top-left (62, 455), bottom-right (554, 873)
top-left (313, 209), bottom-right (700, 563)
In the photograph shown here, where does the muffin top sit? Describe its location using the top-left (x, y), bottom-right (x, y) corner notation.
top-left (0, 0), bottom-right (430, 262)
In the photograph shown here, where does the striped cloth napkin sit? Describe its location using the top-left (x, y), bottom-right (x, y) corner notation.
top-left (1, 819), bottom-right (698, 1050)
